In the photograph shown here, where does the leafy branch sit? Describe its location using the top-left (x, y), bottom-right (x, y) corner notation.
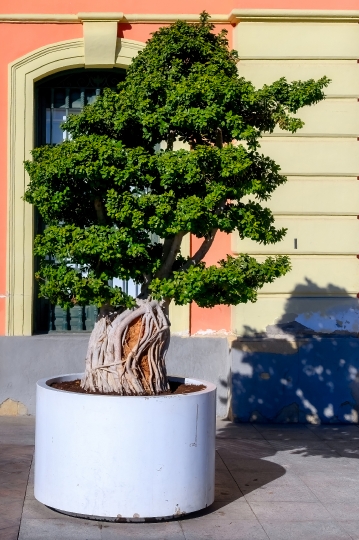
top-left (24, 12), bottom-right (329, 310)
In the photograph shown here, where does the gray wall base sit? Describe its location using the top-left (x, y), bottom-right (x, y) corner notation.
top-left (0, 335), bottom-right (230, 417)
top-left (1, 334), bottom-right (359, 423)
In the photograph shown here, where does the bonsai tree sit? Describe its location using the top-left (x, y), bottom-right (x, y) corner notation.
top-left (24, 13), bottom-right (329, 395)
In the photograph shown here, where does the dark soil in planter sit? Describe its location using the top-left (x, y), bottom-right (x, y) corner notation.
top-left (50, 379), bottom-right (206, 395)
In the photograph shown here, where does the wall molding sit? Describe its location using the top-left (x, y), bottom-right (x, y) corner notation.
top-left (255, 292), bottom-right (359, 297)
top-left (0, 13), bottom-right (228, 24)
top-left (83, 20), bottom-right (119, 66)
top-left (1, 10), bottom-right (359, 24)
top-left (229, 9), bottom-right (359, 23)
top-left (6, 38), bottom-right (145, 336)
top-left (238, 57), bottom-right (359, 60)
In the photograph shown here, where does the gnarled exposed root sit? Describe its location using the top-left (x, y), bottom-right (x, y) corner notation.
top-left (81, 299), bottom-right (170, 395)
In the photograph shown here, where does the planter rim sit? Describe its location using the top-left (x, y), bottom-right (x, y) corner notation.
top-left (37, 373), bottom-right (216, 398)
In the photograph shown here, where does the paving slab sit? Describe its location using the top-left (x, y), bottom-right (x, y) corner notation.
top-left (0, 525), bottom-right (21, 540)
top-left (337, 520), bottom-right (359, 540)
top-left (248, 501), bottom-right (332, 521)
top-left (190, 499), bottom-right (256, 521)
top-left (0, 417), bottom-right (34, 540)
top-left (22, 498), bottom-right (71, 520)
top-left (18, 518), bottom-right (102, 540)
top-left (216, 455), bottom-right (287, 475)
top-left (244, 485), bottom-right (318, 503)
top-left (324, 502), bottom-right (359, 521)
top-left (100, 522), bottom-right (185, 539)
top-left (233, 472), bottom-right (318, 503)
top-left (216, 438), bottom-right (275, 459)
top-left (267, 444), bottom-right (359, 473)
top-left (180, 519), bottom-right (269, 540)
top-left (325, 440), bottom-right (359, 458)
top-left (261, 520), bottom-right (351, 540)
top-left (299, 473), bottom-right (359, 503)
top-left (256, 429), bottom-right (322, 442)
top-left (216, 421), bottom-right (265, 440)
top-left (0, 417), bottom-right (35, 446)
top-left (214, 470), bottom-right (242, 501)
top-left (307, 425), bottom-right (359, 441)
top-left (266, 440), bottom-right (336, 453)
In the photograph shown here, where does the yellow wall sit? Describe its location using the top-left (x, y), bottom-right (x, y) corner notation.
top-left (233, 18), bottom-right (359, 335)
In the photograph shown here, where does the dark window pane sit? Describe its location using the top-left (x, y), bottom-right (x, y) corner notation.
top-left (44, 93), bottom-right (51, 108)
top-left (45, 109), bottom-right (51, 144)
top-left (52, 109), bottom-right (66, 144)
top-left (86, 88), bottom-right (100, 105)
top-left (68, 108), bottom-right (81, 116)
top-left (35, 69), bottom-right (126, 333)
top-left (54, 89), bottom-right (66, 108)
top-left (70, 88), bottom-right (82, 108)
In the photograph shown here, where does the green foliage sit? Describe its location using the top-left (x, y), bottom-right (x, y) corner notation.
top-left (150, 254), bottom-right (291, 307)
top-left (24, 12), bottom-right (329, 310)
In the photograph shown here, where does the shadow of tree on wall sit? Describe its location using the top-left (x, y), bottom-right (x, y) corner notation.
top-left (229, 279), bottom-right (359, 424)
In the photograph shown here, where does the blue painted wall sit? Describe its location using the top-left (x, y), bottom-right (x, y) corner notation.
top-left (231, 337), bottom-right (359, 423)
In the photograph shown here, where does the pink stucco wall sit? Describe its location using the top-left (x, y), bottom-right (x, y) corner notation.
top-left (0, 24), bottom-right (83, 334)
top-left (0, 3), bottom-right (235, 335)
top-left (190, 233), bottom-right (232, 335)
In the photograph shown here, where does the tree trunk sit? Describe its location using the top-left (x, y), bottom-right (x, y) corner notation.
top-left (81, 299), bottom-right (170, 395)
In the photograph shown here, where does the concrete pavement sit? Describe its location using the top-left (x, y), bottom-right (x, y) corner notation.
top-left (3, 417), bottom-right (359, 539)
top-left (0, 417), bottom-right (34, 540)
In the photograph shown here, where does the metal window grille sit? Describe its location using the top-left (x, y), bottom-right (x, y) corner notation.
top-left (34, 69), bottom-right (127, 333)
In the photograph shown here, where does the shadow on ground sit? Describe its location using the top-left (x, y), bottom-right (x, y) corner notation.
top-left (190, 416), bottom-right (359, 521)
top-left (10, 417), bottom-right (359, 540)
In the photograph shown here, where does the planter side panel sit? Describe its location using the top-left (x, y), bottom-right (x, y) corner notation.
top-left (34, 376), bottom-right (216, 519)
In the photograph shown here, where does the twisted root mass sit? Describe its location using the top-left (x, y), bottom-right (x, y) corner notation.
top-left (81, 300), bottom-right (170, 395)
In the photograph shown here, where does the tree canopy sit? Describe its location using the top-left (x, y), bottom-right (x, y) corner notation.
top-left (24, 13), bottom-right (329, 311)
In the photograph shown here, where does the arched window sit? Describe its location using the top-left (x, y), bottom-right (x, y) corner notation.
top-left (34, 68), bottom-right (126, 333)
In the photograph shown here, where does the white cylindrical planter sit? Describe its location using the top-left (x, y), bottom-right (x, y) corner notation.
top-left (34, 374), bottom-right (216, 520)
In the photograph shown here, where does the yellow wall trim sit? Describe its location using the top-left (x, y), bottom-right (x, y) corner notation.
top-left (123, 14), bottom-right (228, 23)
top-left (83, 21), bottom-right (118, 66)
top-left (230, 10), bottom-right (359, 23)
top-left (0, 14), bottom-right (79, 22)
top-left (78, 13), bottom-right (124, 22)
top-left (255, 293), bottom-right (359, 298)
top-left (0, 13), bottom-right (229, 24)
top-left (2, 10), bottom-right (359, 24)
